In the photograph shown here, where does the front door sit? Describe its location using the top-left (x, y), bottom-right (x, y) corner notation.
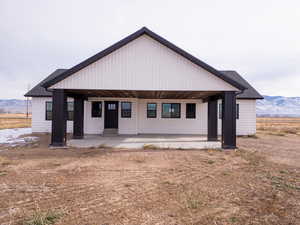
top-left (104, 101), bottom-right (118, 128)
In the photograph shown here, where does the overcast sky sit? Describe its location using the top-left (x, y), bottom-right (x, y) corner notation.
top-left (1, 0), bottom-right (299, 99)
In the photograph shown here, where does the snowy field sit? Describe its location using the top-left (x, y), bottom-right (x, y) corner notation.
top-left (0, 128), bottom-right (38, 147)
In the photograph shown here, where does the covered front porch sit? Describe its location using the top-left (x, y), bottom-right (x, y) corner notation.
top-left (50, 89), bottom-right (237, 149)
top-left (68, 134), bottom-right (221, 149)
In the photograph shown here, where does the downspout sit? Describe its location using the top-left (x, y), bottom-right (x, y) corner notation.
top-left (235, 89), bottom-right (244, 97)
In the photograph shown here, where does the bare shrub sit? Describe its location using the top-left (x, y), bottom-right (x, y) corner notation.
top-left (0, 156), bottom-right (11, 166)
top-left (23, 209), bottom-right (63, 225)
top-left (143, 144), bottom-right (159, 150)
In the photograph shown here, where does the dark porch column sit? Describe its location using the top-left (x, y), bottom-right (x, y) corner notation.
top-left (51, 89), bottom-right (67, 147)
top-left (73, 95), bottom-right (84, 139)
top-left (207, 96), bottom-right (218, 141)
top-left (221, 91), bottom-right (237, 149)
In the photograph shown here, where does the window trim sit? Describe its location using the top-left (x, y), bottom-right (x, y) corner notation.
top-left (121, 102), bottom-right (132, 118)
top-left (161, 103), bottom-right (181, 119)
top-left (67, 102), bottom-right (74, 121)
top-left (186, 103), bottom-right (196, 119)
top-left (45, 101), bottom-right (74, 121)
top-left (91, 101), bottom-right (102, 118)
top-left (147, 103), bottom-right (157, 118)
top-left (45, 101), bottom-right (52, 121)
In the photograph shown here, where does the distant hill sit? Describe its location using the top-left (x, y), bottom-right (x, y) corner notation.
top-left (0, 99), bottom-right (31, 114)
top-left (257, 95), bottom-right (300, 117)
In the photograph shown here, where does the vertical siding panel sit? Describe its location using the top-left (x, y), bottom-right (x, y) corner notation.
top-left (50, 35), bottom-right (238, 91)
top-left (32, 97), bottom-right (73, 133)
top-left (137, 99), bottom-right (204, 134)
top-left (217, 99), bottom-right (256, 135)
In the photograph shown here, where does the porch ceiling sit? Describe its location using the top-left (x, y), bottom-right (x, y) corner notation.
top-left (65, 89), bottom-right (222, 99)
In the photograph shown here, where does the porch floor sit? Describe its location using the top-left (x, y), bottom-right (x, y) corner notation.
top-left (67, 134), bottom-right (221, 149)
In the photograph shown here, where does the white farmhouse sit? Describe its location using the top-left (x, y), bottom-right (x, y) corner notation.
top-left (25, 27), bottom-right (263, 149)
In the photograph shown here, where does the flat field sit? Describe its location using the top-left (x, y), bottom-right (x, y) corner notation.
top-left (0, 113), bottom-right (31, 130)
top-left (0, 117), bottom-right (299, 225)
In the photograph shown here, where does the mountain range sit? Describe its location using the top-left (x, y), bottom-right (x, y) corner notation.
top-left (0, 99), bottom-right (31, 114)
top-left (0, 96), bottom-right (300, 117)
top-left (256, 95), bottom-right (300, 117)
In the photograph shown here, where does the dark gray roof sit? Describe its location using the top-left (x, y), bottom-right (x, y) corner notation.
top-left (25, 69), bottom-right (263, 99)
top-left (220, 71), bottom-right (263, 99)
top-left (24, 69), bottom-right (67, 97)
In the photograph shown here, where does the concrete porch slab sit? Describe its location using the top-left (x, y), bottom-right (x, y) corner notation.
top-left (67, 134), bottom-right (221, 149)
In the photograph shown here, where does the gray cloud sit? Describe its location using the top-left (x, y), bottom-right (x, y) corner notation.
top-left (0, 0), bottom-right (299, 98)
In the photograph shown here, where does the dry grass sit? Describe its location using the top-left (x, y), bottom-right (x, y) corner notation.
top-left (0, 113), bottom-right (31, 129)
top-left (0, 119), bottom-right (300, 224)
top-left (257, 117), bottom-right (300, 136)
top-left (143, 143), bottom-right (159, 150)
top-left (0, 132), bottom-right (299, 225)
top-left (23, 209), bottom-right (64, 225)
top-left (0, 156), bottom-right (11, 166)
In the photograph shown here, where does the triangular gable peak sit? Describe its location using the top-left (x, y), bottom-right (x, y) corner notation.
top-left (45, 27), bottom-right (245, 92)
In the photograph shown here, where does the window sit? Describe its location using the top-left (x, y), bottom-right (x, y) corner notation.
top-left (162, 103), bottom-right (180, 118)
top-left (218, 103), bottom-right (239, 119)
top-left (121, 102), bottom-right (131, 118)
top-left (45, 102), bottom-right (52, 120)
top-left (67, 102), bottom-right (74, 121)
top-left (108, 103), bottom-right (116, 110)
top-left (186, 103), bottom-right (196, 119)
top-left (45, 101), bottom-right (74, 121)
top-left (147, 103), bottom-right (157, 118)
top-left (92, 101), bottom-right (102, 117)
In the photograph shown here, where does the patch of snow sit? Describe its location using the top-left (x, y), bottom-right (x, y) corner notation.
top-left (0, 128), bottom-right (33, 144)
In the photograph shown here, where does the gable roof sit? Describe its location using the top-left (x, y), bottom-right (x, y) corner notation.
top-left (220, 71), bottom-right (263, 99)
top-left (25, 69), bottom-right (262, 99)
top-left (42, 27), bottom-right (246, 90)
top-left (24, 69), bottom-right (67, 97)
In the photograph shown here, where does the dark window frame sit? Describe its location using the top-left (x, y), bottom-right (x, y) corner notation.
top-left (67, 102), bottom-right (74, 121)
top-left (161, 103), bottom-right (181, 119)
top-left (45, 101), bottom-right (74, 121)
top-left (147, 103), bottom-right (157, 118)
top-left (121, 102), bottom-right (132, 118)
top-left (186, 103), bottom-right (196, 119)
top-left (218, 103), bottom-right (239, 120)
top-left (91, 101), bottom-right (102, 118)
top-left (45, 101), bottom-right (52, 121)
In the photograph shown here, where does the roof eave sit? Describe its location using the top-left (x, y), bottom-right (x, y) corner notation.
top-left (237, 97), bottom-right (264, 100)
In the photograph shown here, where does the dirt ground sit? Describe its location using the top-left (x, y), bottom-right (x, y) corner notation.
top-left (0, 114), bottom-right (31, 130)
top-left (0, 118), bottom-right (299, 225)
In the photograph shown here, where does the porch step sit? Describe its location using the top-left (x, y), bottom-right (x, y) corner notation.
top-left (103, 129), bottom-right (118, 135)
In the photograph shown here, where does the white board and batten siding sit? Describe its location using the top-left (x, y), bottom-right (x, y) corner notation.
top-left (31, 97), bottom-right (257, 135)
top-left (216, 99), bottom-right (256, 135)
top-left (33, 34), bottom-right (255, 135)
top-left (49, 35), bottom-right (238, 92)
top-left (83, 98), bottom-right (139, 135)
top-left (31, 97), bottom-right (73, 133)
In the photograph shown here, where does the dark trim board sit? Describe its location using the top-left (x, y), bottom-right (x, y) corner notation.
top-left (42, 27), bottom-right (247, 91)
top-left (25, 70), bottom-right (263, 99)
top-left (207, 98), bottom-right (218, 141)
top-left (73, 96), bottom-right (84, 139)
